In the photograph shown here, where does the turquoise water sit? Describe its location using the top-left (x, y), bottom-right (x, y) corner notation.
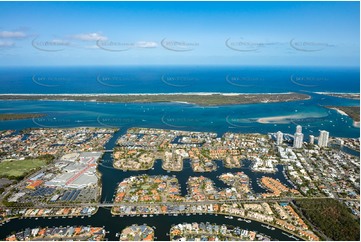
top-left (0, 66), bottom-right (359, 137)
top-left (0, 92), bottom-right (359, 137)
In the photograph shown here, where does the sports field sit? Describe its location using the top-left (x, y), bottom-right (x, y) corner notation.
top-left (0, 159), bottom-right (47, 178)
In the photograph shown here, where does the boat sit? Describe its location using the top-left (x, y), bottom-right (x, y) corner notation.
top-left (142, 215), bottom-right (148, 217)
top-left (237, 218), bottom-right (244, 221)
top-left (225, 216), bottom-right (233, 219)
top-left (245, 219), bottom-right (251, 223)
top-left (282, 232), bottom-right (298, 240)
top-left (289, 235), bottom-right (299, 240)
top-left (261, 224), bottom-right (274, 230)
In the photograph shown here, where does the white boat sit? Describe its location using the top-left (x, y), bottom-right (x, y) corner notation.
top-left (261, 224), bottom-right (273, 230)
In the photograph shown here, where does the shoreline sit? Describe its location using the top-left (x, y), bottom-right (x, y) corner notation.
top-left (0, 91), bottom-right (357, 96)
top-left (0, 93), bottom-right (311, 107)
top-left (0, 113), bottom-right (46, 121)
top-left (314, 92), bottom-right (360, 95)
top-left (0, 92), bottom-right (295, 96)
top-left (327, 107), bottom-right (348, 116)
top-left (324, 106), bottom-right (360, 126)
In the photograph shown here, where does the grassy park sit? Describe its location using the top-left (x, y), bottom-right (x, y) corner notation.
top-left (0, 159), bottom-right (47, 179)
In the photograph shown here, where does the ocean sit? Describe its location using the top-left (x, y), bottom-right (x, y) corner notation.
top-left (0, 66), bottom-right (359, 137)
top-left (0, 66), bottom-right (359, 94)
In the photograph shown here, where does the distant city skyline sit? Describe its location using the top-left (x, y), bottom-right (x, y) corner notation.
top-left (0, 1), bottom-right (359, 66)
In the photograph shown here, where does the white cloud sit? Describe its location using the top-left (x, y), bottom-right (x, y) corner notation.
top-left (136, 41), bottom-right (157, 48)
top-left (0, 41), bottom-right (15, 47)
top-left (0, 31), bottom-right (27, 39)
top-left (72, 32), bottom-right (108, 41)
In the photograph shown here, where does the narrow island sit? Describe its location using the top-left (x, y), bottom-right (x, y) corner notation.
top-left (0, 93), bottom-right (310, 106)
top-left (0, 113), bottom-right (46, 121)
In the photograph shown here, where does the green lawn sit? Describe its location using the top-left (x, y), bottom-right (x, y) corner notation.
top-left (0, 159), bottom-right (47, 178)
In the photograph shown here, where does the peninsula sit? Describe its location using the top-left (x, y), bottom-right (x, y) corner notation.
top-left (325, 106), bottom-right (360, 122)
top-left (317, 92), bottom-right (360, 100)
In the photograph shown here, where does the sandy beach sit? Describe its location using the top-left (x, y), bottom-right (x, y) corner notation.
top-left (257, 113), bottom-right (327, 124)
top-left (328, 107), bottom-right (348, 116)
top-left (257, 114), bottom-right (303, 124)
top-left (0, 92), bottom-right (293, 96)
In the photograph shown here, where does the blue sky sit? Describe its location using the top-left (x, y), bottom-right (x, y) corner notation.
top-left (0, 1), bottom-right (359, 66)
